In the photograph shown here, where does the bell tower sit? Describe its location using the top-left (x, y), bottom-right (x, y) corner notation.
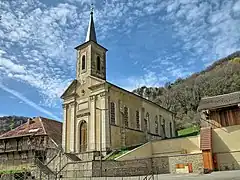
top-left (75, 7), bottom-right (107, 84)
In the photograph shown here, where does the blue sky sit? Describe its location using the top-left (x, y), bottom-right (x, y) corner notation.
top-left (0, 0), bottom-right (240, 121)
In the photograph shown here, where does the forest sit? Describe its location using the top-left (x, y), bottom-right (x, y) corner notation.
top-left (133, 51), bottom-right (240, 130)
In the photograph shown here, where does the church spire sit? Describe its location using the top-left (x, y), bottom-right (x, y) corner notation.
top-left (85, 4), bottom-right (97, 43)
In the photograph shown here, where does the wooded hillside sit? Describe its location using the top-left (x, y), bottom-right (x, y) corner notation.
top-left (133, 51), bottom-right (240, 130)
top-left (0, 116), bottom-right (28, 134)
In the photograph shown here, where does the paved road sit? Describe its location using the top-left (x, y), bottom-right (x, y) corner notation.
top-left (153, 170), bottom-right (240, 180)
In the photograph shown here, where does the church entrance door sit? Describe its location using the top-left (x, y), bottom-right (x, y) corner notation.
top-left (80, 121), bottom-right (87, 152)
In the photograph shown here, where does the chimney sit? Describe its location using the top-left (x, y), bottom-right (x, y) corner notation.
top-left (27, 118), bottom-right (33, 126)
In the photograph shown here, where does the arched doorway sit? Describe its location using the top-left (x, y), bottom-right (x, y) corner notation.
top-left (79, 121), bottom-right (87, 152)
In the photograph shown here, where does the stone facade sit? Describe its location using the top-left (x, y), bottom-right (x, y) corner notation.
top-left (61, 11), bottom-right (176, 157)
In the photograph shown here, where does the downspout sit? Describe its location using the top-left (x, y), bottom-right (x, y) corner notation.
top-left (108, 86), bottom-right (111, 151)
top-left (74, 80), bottom-right (77, 152)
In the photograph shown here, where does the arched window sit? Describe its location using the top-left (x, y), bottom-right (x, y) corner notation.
top-left (144, 112), bottom-right (149, 132)
top-left (110, 102), bottom-right (116, 125)
top-left (82, 55), bottom-right (86, 70)
top-left (155, 116), bottom-right (158, 134)
top-left (124, 106), bottom-right (128, 127)
top-left (162, 118), bottom-right (165, 138)
top-left (80, 121), bottom-right (87, 152)
top-left (97, 56), bottom-right (101, 71)
top-left (170, 122), bottom-right (172, 138)
top-left (136, 110), bottom-right (140, 129)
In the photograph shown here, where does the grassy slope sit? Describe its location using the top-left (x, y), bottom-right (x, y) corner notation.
top-left (177, 126), bottom-right (200, 137)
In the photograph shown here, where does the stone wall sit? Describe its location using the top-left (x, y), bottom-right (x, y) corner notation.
top-left (168, 153), bottom-right (203, 174)
top-left (152, 157), bottom-right (170, 174)
top-left (92, 154), bottom-right (203, 177)
top-left (92, 158), bottom-right (150, 177)
top-left (92, 157), bottom-right (169, 177)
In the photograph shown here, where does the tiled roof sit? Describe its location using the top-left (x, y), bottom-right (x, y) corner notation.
top-left (200, 127), bottom-right (212, 150)
top-left (198, 91), bottom-right (240, 111)
top-left (40, 117), bottom-right (62, 145)
top-left (0, 117), bottom-right (62, 145)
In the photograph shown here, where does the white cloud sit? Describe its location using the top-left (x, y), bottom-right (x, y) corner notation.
top-left (0, 58), bottom-right (26, 74)
top-left (165, 0), bottom-right (240, 60)
top-left (233, 0), bottom-right (240, 16)
top-left (0, 0), bottom-right (239, 108)
top-left (118, 69), bottom-right (168, 91)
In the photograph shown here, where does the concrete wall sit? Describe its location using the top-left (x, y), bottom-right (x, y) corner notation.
top-left (117, 135), bottom-right (201, 161)
top-left (116, 142), bottom-right (152, 161)
top-left (152, 136), bottom-right (201, 157)
top-left (110, 125), bottom-right (146, 149)
top-left (212, 125), bottom-right (240, 170)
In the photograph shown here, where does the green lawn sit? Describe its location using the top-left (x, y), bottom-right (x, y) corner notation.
top-left (106, 149), bottom-right (129, 160)
top-left (177, 126), bottom-right (200, 137)
top-left (106, 144), bottom-right (142, 160)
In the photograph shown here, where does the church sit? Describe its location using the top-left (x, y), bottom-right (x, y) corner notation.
top-left (61, 9), bottom-right (176, 156)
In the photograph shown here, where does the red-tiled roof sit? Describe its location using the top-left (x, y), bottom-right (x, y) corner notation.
top-left (0, 117), bottom-right (62, 145)
top-left (40, 117), bottom-right (62, 145)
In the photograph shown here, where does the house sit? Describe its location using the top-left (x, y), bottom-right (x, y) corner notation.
top-left (197, 91), bottom-right (240, 172)
top-left (0, 117), bottom-right (62, 178)
top-left (198, 91), bottom-right (240, 128)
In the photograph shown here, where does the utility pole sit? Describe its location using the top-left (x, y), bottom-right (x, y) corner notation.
top-left (96, 107), bottom-right (108, 177)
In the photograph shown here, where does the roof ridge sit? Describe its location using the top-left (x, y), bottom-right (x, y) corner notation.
top-left (106, 81), bottom-right (175, 114)
top-left (202, 91), bottom-right (240, 99)
top-left (39, 117), bottom-right (47, 135)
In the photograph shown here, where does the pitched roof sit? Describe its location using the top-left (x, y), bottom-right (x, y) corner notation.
top-left (60, 79), bottom-right (77, 99)
top-left (40, 117), bottom-right (62, 145)
top-left (85, 11), bottom-right (97, 43)
top-left (0, 117), bottom-right (62, 145)
top-left (198, 91), bottom-right (240, 111)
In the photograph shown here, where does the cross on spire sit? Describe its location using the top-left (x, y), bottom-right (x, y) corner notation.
top-left (91, 3), bottom-right (94, 14)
